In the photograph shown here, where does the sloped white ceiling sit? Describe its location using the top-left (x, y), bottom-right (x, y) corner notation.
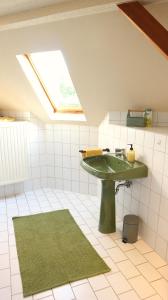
top-left (0, 0), bottom-right (164, 17)
top-left (0, 2), bottom-right (167, 125)
top-left (0, 0), bottom-right (73, 16)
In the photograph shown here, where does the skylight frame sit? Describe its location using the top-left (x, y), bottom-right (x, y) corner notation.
top-left (16, 51), bottom-right (86, 122)
top-left (24, 53), bottom-right (57, 113)
top-left (24, 52), bottom-right (83, 114)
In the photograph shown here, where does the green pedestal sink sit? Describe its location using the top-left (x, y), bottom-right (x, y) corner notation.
top-left (81, 154), bottom-right (148, 233)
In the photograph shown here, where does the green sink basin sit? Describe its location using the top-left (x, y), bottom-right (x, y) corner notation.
top-left (81, 153), bottom-right (148, 234)
top-left (81, 154), bottom-right (148, 181)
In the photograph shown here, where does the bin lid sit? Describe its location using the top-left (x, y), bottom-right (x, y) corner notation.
top-left (123, 214), bottom-right (139, 225)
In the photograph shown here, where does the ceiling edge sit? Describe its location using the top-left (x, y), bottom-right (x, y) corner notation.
top-left (0, 0), bottom-right (134, 31)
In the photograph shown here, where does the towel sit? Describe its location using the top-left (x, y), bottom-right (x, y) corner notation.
top-left (82, 148), bottom-right (102, 158)
top-left (0, 116), bottom-right (15, 122)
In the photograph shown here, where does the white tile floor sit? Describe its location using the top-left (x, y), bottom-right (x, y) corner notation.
top-left (0, 188), bottom-right (168, 300)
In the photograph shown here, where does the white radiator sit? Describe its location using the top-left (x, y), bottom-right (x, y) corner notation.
top-left (0, 122), bottom-right (29, 185)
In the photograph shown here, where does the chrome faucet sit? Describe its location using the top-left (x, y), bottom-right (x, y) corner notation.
top-left (115, 148), bottom-right (126, 158)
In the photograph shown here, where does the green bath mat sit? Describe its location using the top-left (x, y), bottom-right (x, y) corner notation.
top-left (13, 209), bottom-right (110, 296)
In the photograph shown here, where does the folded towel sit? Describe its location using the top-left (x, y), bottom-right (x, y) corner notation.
top-left (0, 116), bottom-right (15, 122)
top-left (82, 148), bottom-right (102, 158)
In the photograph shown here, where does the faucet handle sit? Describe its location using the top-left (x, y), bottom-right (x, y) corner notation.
top-left (115, 148), bottom-right (125, 152)
top-left (115, 148), bottom-right (122, 153)
top-left (115, 148), bottom-right (126, 157)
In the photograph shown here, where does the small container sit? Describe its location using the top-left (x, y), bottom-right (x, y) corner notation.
top-left (126, 110), bottom-right (145, 127)
top-left (144, 108), bottom-right (152, 127)
top-left (122, 214), bottom-right (139, 243)
top-left (127, 144), bottom-right (135, 162)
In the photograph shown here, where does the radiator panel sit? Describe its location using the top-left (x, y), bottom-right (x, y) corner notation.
top-left (0, 122), bottom-right (29, 185)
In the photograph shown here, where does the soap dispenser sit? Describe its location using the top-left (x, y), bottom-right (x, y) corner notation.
top-left (127, 144), bottom-right (135, 162)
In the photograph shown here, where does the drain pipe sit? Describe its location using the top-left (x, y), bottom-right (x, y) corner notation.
top-left (115, 180), bottom-right (132, 194)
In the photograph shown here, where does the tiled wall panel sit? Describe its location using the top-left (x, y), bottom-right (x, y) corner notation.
top-left (99, 114), bottom-right (168, 262)
top-left (0, 111), bottom-right (98, 197)
top-left (1, 110), bottom-right (168, 262)
top-left (45, 124), bottom-right (98, 194)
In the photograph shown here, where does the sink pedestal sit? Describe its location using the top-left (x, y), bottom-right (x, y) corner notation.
top-left (99, 180), bottom-right (116, 233)
top-left (81, 153), bottom-right (148, 234)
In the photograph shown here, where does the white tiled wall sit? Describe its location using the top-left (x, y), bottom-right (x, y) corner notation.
top-left (109, 111), bottom-right (168, 126)
top-left (2, 109), bottom-right (168, 263)
top-left (0, 111), bottom-right (98, 196)
top-left (3, 110), bottom-right (168, 262)
top-left (45, 124), bottom-right (98, 194)
top-left (27, 119), bottom-right (47, 191)
top-left (99, 113), bottom-right (168, 262)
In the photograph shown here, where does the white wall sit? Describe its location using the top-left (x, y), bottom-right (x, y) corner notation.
top-left (45, 124), bottom-right (98, 194)
top-left (0, 2), bottom-right (167, 125)
top-left (109, 111), bottom-right (168, 127)
top-left (0, 111), bottom-right (98, 197)
top-left (99, 113), bottom-right (168, 262)
top-left (2, 109), bottom-right (168, 263)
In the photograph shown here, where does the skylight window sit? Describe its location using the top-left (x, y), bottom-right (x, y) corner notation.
top-left (16, 51), bottom-right (86, 121)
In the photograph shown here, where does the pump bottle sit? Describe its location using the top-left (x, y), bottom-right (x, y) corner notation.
top-left (127, 144), bottom-right (135, 162)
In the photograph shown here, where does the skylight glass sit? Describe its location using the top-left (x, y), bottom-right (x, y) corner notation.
top-left (16, 50), bottom-right (86, 121)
